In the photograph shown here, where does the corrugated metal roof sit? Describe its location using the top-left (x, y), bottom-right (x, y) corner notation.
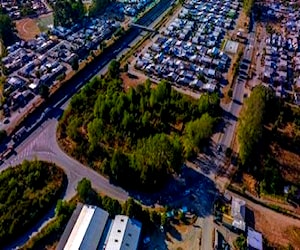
top-left (80, 206), bottom-right (109, 250)
top-left (105, 215), bottom-right (142, 250)
top-left (64, 205), bottom-right (96, 250)
top-left (247, 227), bottom-right (263, 250)
top-left (62, 205), bottom-right (109, 250)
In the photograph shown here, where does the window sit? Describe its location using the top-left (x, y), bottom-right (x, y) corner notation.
top-left (117, 229), bottom-right (121, 233)
top-left (121, 219), bottom-right (124, 222)
top-left (128, 233), bottom-right (132, 237)
top-left (126, 243), bottom-right (129, 247)
top-left (115, 239), bottom-right (118, 242)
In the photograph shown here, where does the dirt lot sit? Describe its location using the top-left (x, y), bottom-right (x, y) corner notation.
top-left (16, 18), bottom-right (40, 40)
top-left (250, 203), bottom-right (300, 248)
top-left (230, 191), bottom-right (300, 248)
top-left (120, 72), bottom-right (148, 91)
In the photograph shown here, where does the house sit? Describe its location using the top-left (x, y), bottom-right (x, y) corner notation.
top-left (247, 228), bottom-right (263, 250)
top-left (231, 197), bottom-right (246, 231)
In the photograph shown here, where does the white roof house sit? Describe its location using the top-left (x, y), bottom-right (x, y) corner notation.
top-left (105, 215), bottom-right (142, 250)
top-left (231, 197), bottom-right (246, 231)
top-left (247, 227), bottom-right (263, 250)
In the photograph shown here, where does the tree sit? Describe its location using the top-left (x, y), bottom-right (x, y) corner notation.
top-left (133, 133), bottom-right (184, 187)
top-left (0, 13), bottom-right (15, 46)
top-left (234, 234), bottom-right (247, 250)
top-left (76, 178), bottom-right (93, 203)
top-left (0, 160), bottom-right (65, 245)
top-left (39, 84), bottom-right (50, 99)
top-left (243, 0), bottom-right (254, 16)
top-left (237, 85), bottom-right (276, 166)
top-left (110, 149), bottom-right (129, 182)
top-left (161, 212), bottom-right (167, 227)
top-left (66, 117), bottom-right (82, 142)
top-left (55, 199), bottom-right (75, 218)
top-left (0, 129), bottom-right (7, 143)
top-left (90, 0), bottom-right (110, 15)
top-left (108, 60), bottom-right (120, 79)
top-left (122, 198), bottom-right (143, 219)
top-left (198, 92), bottom-right (220, 116)
top-left (71, 57), bottom-right (79, 71)
top-left (183, 113), bottom-right (215, 156)
top-left (53, 0), bottom-right (85, 27)
top-left (101, 196), bottom-right (122, 216)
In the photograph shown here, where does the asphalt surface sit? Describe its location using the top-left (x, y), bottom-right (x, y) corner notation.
top-left (1, 0), bottom-right (176, 248)
top-left (219, 28), bottom-right (256, 154)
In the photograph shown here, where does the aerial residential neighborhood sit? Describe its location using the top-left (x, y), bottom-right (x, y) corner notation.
top-left (0, 0), bottom-right (299, 249)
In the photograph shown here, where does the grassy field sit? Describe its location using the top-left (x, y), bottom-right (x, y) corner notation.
top-left (37, 14), bottom-right (54, 32)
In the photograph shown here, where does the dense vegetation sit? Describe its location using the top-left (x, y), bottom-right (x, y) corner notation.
top-left (53, 0), bottom-right (85, 27)
top-left (0, 8), bottom-right (15, 46)
top-left (237, 85), bottom-right (277, 166)
top-left (59, 60), bottom-right (220, 190)
top-left (0, 160), bottom-right (66, 245)
top-left (243, 0), bottom-right (255, 16)
top-left (90, 0), bottom-right (111, 16)
top-left (52, 0), bottom-right (112, 26)
top-left (237, 85), bottom-right (300, 197)
top-left (22, 199), bottom-right (76, 250)
top-left (77, 178), bottom-right (166, 227)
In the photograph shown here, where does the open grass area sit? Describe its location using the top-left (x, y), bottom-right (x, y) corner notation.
top-left (36, 14), bottom-right (54, 33)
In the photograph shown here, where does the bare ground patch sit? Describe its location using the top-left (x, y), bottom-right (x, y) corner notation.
top-left (16, 18), bottom-right (40, 40)
top-left (247, 201), bottom-right (300, 248)
top-left (120, 72), bottom-right (148, 91)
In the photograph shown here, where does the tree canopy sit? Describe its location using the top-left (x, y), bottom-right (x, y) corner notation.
top-left (53, 0), bottom-right (85, 27)
top-left (0, 12), bottom-right (15, 46)
top-left (243, 0), bottom-right (255, 16)
top-left (0, 160), bottom-right (65, 245)
top-left (89, 0), bottom-right (111, 16)
top-left (237, 85), bottom-right (276, 166)
top-left (59, 61), bottom-right (220, 190)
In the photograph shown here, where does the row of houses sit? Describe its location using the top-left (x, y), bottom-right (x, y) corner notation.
top-left (120, 0), bottom-right (154, 16)
top-left (135, 0), bottom-right (239, 92)
top-left (1, 15), bottom-right (119, 117)
top-left (262, 4), bottom-right (300, 101)
top-left (0, 0), bottom-right (48, 19)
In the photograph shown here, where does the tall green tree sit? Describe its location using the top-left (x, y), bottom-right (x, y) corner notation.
top-left (53, 0), bottom-right (85, 27)
top-left (76, 178), bottom-right (93, 203)
top-left (183, 113), bottom-right (215, 157)
top-left (0, 13), bottom-right (14, 46)
top-left (90, 0), bottom-right (110, 15)
top-left (237, 85), bottom-right (276, 166)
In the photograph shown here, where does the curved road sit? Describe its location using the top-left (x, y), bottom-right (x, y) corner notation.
top-left (2, 116), bottom-right (129, 201)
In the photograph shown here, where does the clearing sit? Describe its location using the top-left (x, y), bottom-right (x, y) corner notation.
top-left (16, 18), bottom-right (40, 40)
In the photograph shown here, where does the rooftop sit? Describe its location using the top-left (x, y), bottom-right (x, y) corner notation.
top-left (105, 215), bottom-right (142, 250)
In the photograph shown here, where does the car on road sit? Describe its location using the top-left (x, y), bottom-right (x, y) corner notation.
top-left (3, 118), bottom-right (10, 124)
top-left (217, 144), bottom-right (222, 153)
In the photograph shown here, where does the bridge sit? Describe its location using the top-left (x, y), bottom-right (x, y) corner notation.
top-left (130, 23), bottom-right (157, 33)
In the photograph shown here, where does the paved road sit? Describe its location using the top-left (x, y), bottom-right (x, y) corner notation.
top-left (219, 27), bottom-right (256, 156)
